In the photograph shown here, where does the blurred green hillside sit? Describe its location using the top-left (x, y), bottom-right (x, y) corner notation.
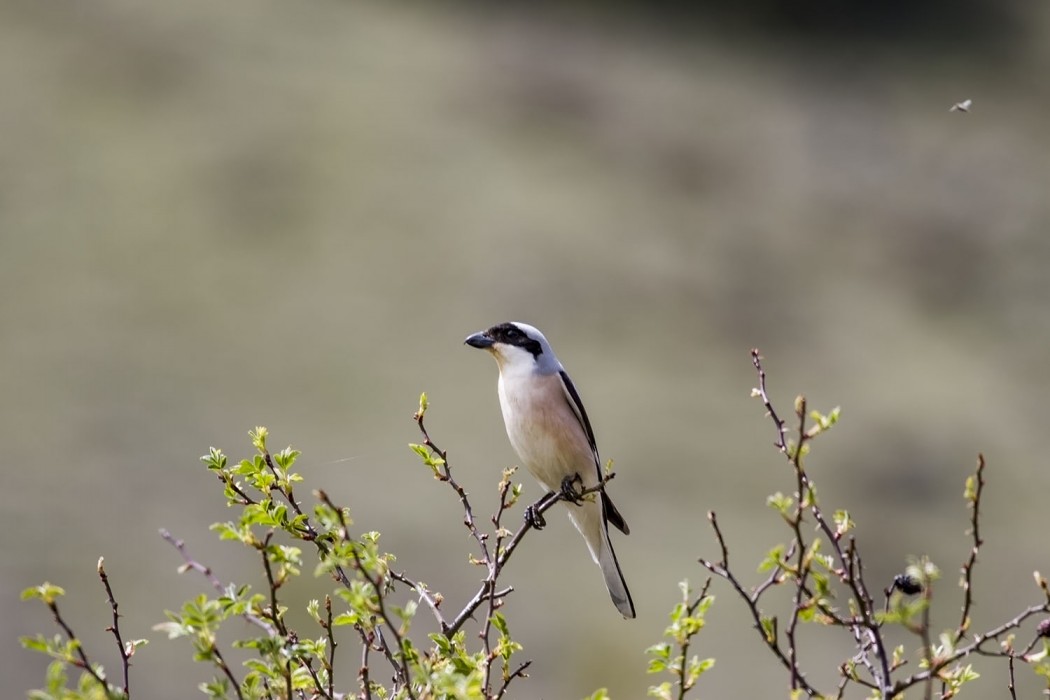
top-left (2, 1), bottom-right (1049, 697)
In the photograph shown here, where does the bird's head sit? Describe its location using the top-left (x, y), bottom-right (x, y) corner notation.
top-left (464, 322), bottom-right (561, 375)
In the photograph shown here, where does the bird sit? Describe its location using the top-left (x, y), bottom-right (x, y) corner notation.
top-left (465, 321), bottom-right (635, 618)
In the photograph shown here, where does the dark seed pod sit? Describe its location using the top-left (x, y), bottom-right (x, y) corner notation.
top-left (893, 574), bottom-right (923, 595)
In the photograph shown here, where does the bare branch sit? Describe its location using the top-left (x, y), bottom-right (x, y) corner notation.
top-left (751, 349), bottom-right (788, 452)
top-left (954, 454), bottom-right (986, 645)
top-left (97, 558), bottom-right (131, 698)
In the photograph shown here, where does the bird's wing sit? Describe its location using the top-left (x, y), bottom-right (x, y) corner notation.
top-left (558, 370), bottom-right (630, 535)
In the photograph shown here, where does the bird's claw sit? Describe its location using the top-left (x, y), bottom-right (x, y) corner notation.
top-left (525, 505), bottom-right (546, 530)
top-left (560, 473), bottom-right (585, 504)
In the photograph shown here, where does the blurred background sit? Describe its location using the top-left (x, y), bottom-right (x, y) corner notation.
top-left (3, 0), bottom-right (1049, 697)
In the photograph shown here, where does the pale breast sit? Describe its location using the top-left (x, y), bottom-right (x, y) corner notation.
top-left (497, 372), bottom-right (597, 492)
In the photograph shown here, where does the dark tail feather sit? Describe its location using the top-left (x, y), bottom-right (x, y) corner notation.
top-left (602, 491), bottom-right (630, 535)
top-left (598, 521), bottom-right (636, 618)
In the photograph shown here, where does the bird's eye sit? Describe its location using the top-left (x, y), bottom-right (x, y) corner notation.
top-left (505, 328), bottom-right (521, 339)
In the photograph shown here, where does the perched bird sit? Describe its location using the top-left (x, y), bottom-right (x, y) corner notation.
top-left (465, 321), bottom-right (635, 618)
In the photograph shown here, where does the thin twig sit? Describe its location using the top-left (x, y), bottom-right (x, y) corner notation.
top-left (259, 533), bottom-right (289, 635)
top-left (785, 414), bottom-right (811, 694)
top-left (415, 408), bottom-right (490, 560)
top-left (158, 529), bottom-right (276, 636)
top-left (263, 451), bottom-right (319, 542)
top-left (676, 579), bottom-right (712, 700)
top-left (493, 660), bottom-right (532, 700)
top-left (751, 349), bottom-right (788, 451)
top-left (699, 511), bottom-right (823, 697)
top-left (210, 644), bottom-right (245, 700)
top-left (325, 596), bottom-right (337, 698)
top-left (954, 454), bottom-right (986, 645)
top-left (355, 623), bottom-right (374, 700)
top-left (46, 599), bottom-right (110, 691)
top-left (749, 351), bottom-right (893, 695)
top-left (390, 571), bottom-right (447, 631)
top-left (919, 582), bottom-right (933, 700)
top-left (97, 558), bottom-right (131, 697)
top-left (317, 490), bottom-right (417, 699)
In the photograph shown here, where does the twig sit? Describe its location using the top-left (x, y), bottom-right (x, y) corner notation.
top-left (209, 644), bottom-right (245, 700)
top-left (325, 596), bottom-right (337, 698)
top-left (954, 454), bottom-right (986, 645)
top-left (676, 579), bottom-right (712, 700)
top-left (97, 558), bottom-right (131, 698)
top-left (443, 486), bottom-right (598, 638)
top-left (699, 511), bottom-right (823, 697)
top-left (785, 411), bottom-right (812, 694)
top-left (415, 408), bottom-right (490, 560)
top-left (390, 571), bottom-right (447, 631)
top-left (355, 623), bottom-right (374, 700)
top-left (751, 349), bottom-right (788, 451)
top-left (493, 660), bottom-right (532, 700)
top-left (258, 533), bottom-right (289, 635)
top-left (919, 581), bottom-right (933, 700)
top-left (263, 451), bottom-right (319, 543)
top-left (746, 351), bottom-right (894, 694)
top-left (158, 529), bottom-right (276, 636)
top-left (317, 490), bottom-right (417, 699)
top-left (46, 597), bottom-right (110, 692)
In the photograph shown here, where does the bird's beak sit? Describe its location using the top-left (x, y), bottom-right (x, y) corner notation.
top-left (464, 331), bottom-right (494, 349)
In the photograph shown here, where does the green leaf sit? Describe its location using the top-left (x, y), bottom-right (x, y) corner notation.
top-left (21, 582), bottom-right (65, 603)
top-left (647, 681), bottom-right (672, 700)
top-left (766, 492), bottom-right (793, 516)
top-left (760, 616), bottom-right (776, 643)
top-left (757, 544), bottom-right (786, 573)
top-left (833, 509), bottom-right (854, 536)
top-left (250, 426), bottom-right (268, 451)
top-left (332, 612), bottom-right (359, 626)
top-left (201, 447), bottom-right (228, 471)
top-left (19, 635), bottom-right (51, 654)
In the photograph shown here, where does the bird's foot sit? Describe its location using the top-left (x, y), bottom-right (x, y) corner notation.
top-left (524, 504), bottom-right (546, 530)
top-left (559, 473), bottom-right (585, 504)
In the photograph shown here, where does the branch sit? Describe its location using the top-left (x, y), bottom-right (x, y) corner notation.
top-left (97, 558), bottom-right (131, 697)
top-left (316, 490), bottom-right (417, 700)
top-left (740, 351), bottom-right (895, 695)
top-left (46, 597), bottom-right (110, 692)
top-left (209, 644), bottom-right (245, 700)
top-left (415, 407), bottom-right (490, 562)
top-left (325, 596), bottom-right (337, 699)
top-left (751, 349), bottom-right (788, 452)
top-left (493, 660), bottom-right (532, 700)
top-left (954, 454), bottom-right (985, 645)
top-left (676, 579), bottom-right (712, 700)
top-left (159, 529), bottom-right (276, 636)
top-left (699, 511), bottom-right (822, 697)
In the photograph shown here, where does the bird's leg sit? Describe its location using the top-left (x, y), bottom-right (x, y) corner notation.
top-left (559, 473), bottom-right (584, 504)
top-left (524, 503), bottom-right (547, 530)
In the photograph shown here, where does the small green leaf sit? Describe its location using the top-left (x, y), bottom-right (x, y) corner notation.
top-left (250, 426), bottom-right (268, 451)
top-left (760, 616), bottom-right (776, 643)
top-left (758, 544), bottom-right (786, 573)
top-left (21, 582), bottom-right (65, 603)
